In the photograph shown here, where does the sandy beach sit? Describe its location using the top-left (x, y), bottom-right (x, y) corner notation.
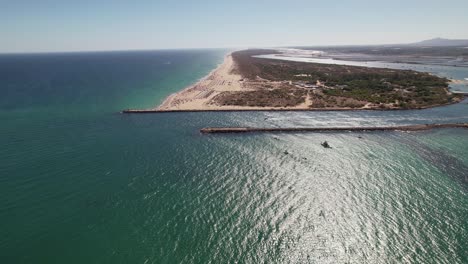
top-left (156, 53), bottom-right (315, 111)
top-left (157, 54), bottom-right (246, 110)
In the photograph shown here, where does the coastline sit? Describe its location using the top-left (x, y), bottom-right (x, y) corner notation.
top-left (126, 51), bottom-right (466, 113)
top-left (122, 97), bottom-right (467, 113)
top-left (155, 52), bottom-right (317, 111)
top-left (156, 53), bottom-right (252, 111)
top-left (156, 54), bottom-right (233, 110)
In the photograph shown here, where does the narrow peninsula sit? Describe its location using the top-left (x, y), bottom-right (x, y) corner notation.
top-left (128, 49), bottom-right (464, 112)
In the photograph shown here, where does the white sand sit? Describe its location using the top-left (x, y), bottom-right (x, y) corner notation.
top-left (157, 54), bottom-right (248, 110)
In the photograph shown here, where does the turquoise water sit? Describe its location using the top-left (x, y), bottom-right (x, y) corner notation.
top-left (0, 50), bottom-right (467, 263)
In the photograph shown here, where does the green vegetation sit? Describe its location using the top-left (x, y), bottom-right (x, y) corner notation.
top-left (224, 49), bottom-right (461, 109)
top-left (321, 71), bottom-right (453, 108)
top-left (214, 88), bottom-right (306, 107)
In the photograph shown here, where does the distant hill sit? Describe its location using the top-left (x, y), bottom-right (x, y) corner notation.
top-left (409, 38), bottom-right (468, 47)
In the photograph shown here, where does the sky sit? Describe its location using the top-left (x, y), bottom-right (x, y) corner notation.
top-left (1, 0), bottom-right (468, 53)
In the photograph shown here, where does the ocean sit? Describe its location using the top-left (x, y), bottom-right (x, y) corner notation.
top-left (0, 49), bottom-right (467, 263)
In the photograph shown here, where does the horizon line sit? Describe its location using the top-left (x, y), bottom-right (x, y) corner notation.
top-left (1, 38), bottom-right (468, 55)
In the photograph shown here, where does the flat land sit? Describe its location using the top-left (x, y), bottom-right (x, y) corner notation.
top-left (153, 49), bottom-right (463, 111)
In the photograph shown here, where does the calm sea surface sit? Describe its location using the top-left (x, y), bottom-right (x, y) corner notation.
top-left (0, 50), bottom-right (467, 263)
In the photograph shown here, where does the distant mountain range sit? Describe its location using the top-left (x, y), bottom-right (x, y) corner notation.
top-left (409, 38), bottom-right (468, 47)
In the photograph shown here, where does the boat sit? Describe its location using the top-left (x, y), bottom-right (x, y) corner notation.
top-left (321, 141), bottom-right (332, 148)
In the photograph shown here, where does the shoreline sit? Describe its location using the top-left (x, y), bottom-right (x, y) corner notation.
top-left (157, 54), bottom-right (231, 110)
top-left (123, 96), bottom-right (467, 113)
top-left (156, 52), bottom-right (253, 111)
top-left (125, 51), bottom-right (467, 113)
top-left (122, 101), bottom-right (465, 113)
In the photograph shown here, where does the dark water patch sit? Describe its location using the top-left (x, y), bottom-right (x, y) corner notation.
top-left (394, 131), bottom-right (468, 189)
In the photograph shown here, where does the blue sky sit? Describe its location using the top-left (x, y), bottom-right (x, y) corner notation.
top-left (2, 0), bottom-right (468, 53)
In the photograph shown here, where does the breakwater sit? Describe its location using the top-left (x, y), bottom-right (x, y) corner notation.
top-left (200, 123), bottom-right (468, 134)
top-left (122, 109), bottom-right (367, 113)
top-left (121, 105), bottom-right (456, 114)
